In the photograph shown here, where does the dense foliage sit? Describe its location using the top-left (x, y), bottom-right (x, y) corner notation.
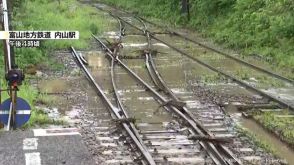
top-left (102, 0), bottom-right (294, 69)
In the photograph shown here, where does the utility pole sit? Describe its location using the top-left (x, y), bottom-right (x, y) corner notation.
top-left (1, 0), bottom-right (11, 72)
top-left (7, 0), bottom-right (15, 68)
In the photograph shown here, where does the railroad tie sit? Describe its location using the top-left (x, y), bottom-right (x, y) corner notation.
top-left (188, 135), bottom-right (233, 144)
top-left (113, 118), bottom-right (136, 124)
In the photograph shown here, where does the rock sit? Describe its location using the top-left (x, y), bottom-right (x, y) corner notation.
top-left (25, 64), bottom-right (37, 75)
top-left (70, 68), bottom-right (80, 76)
top-left (36, 70), bottom-right (43, 77)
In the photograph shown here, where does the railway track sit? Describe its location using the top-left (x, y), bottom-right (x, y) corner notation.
top-left (94, 3), bottom-right (293, 84)
top-left (77, 21), bottom-right (277, 165)
top-left (71, 47), bottom-right (156, 164)
top-left (68, 2), bottom-right (285, 164)
top-left (93, 35), bottom-right (239, 164)
top-left (73, 44), bottom-right (218, 164)
top-left (92, 3), bottom-right (294, 111)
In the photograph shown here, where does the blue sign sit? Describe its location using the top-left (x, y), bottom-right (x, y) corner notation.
top-left (0, 97), bottom-right (31, 128)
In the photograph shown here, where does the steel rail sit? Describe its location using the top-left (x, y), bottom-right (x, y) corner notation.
top-left (138, 17), bottom-right (293, 85)
top-left (109, 23), bottom-right (154, 161)
top-left (145, 47), bottom-right (242, 165)
top-left (115, 16), bottom-right (294, 111)
top-left (96, 5), bottom-right (293, 84)
top-left (145, 54), bottom-right (164, 90)
top-left (70, 47), bottom-right (156, 165)
top-left (146, 53), bottom-right (180, 102)
top-left (139, 19), bottom-right (242, 164)
top-left (110, 58), bottom-right (154, 164)
top-left (93, 35), bottom-right (242, 165)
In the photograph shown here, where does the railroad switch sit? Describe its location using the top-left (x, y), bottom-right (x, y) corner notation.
top-left (120, 55), bottom-right (145, 59)
top-left (5, 69), bottom-right (25, 86)
top-left (120, 27), bottom-right (126, 36)
top-left (141, 49), bottom-right (160, 56)
top-left (109, 41), bottom-right (123, 53)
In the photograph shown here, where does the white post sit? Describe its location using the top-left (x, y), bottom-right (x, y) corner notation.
top-left (6, 102), bottom-right (12, 131)
top-left (2, 0), bottom-right (11, 70)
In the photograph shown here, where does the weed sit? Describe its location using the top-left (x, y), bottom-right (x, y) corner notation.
top-left (0, 0), bottom-right (109, 128)
top-left (36, 94), bottom-right (56, 106)
top-left (254, 111), bottom-right (294, 147)
top-left (200, 73), bottom-right (223, 83)
top-left (236, 125), bottom-right (277, 156)
top-left (7, 0), bottom-right (109, 68)
top-left (23, 109), bottom-right (65, 128)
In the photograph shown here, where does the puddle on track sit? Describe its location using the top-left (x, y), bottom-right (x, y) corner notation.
top-left (116, 66), bottom-right (174, 131)
top-left (154, 33), bottom-right (294, 107)
top-left (38, 79), bottom-right (69, 93)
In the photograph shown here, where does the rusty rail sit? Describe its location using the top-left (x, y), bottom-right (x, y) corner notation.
top-left (70, 46), bottom-right (156, 165)
top-left (93, 35), bottom-right (242, 165)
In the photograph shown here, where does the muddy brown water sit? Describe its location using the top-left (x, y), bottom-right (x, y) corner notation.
top-left (80, 5), bottom-right (294, 163)
top-left (38, 79), bottom-right (69, 93)
top-left (242, 118), bottom-right (294, 165)
top-left (85, 51), bottom-right (174, 132)
top-left (154, 33), bottom-right (294, 108)
top-left (38, 78), bottom-right (89, 114)
top-left (227, 105), bottom-right (294, 164)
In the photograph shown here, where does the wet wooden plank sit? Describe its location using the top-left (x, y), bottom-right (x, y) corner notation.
top-left (149, 148), bottom-right (200, 154)
top-left (154, 157), bottom-right (205, 164)
top-left (146, 140), bottom-right (195, 146)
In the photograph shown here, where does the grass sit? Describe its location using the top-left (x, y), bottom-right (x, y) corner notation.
top-left (23, 109), bottom-right (65, 128)
top-left (10, 0), bottom-right (110, 68)
top-left (200, 73), bottom-right (224, 83)
top-left (234, 69), bottom-right (286, 87)
top-left (253, 111), bottom-right (294, 148)
top-left (236, 125), bottom-right (277, 156)
top-left (14, 0), bottom-right (108, 49)
top-left (35, 94), bottom-right (56, 107)
top-left (1, 0), bottom-right (108, 128)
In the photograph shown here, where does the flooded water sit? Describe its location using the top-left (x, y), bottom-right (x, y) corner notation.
top-left (38, 79), bottom-right (69, 93)
top-left (78, 4), bottom-right (294, 164)
top-left (154, 33), bottom-right (294, 110)
top-left (172, 30), bottom-right (294, 79)
top-left (226, 105), bottom-right (294, 164)
top-left (86, 51), bottom-right (106, 68)
top-left (241, 118), bottom-right (294, 165)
